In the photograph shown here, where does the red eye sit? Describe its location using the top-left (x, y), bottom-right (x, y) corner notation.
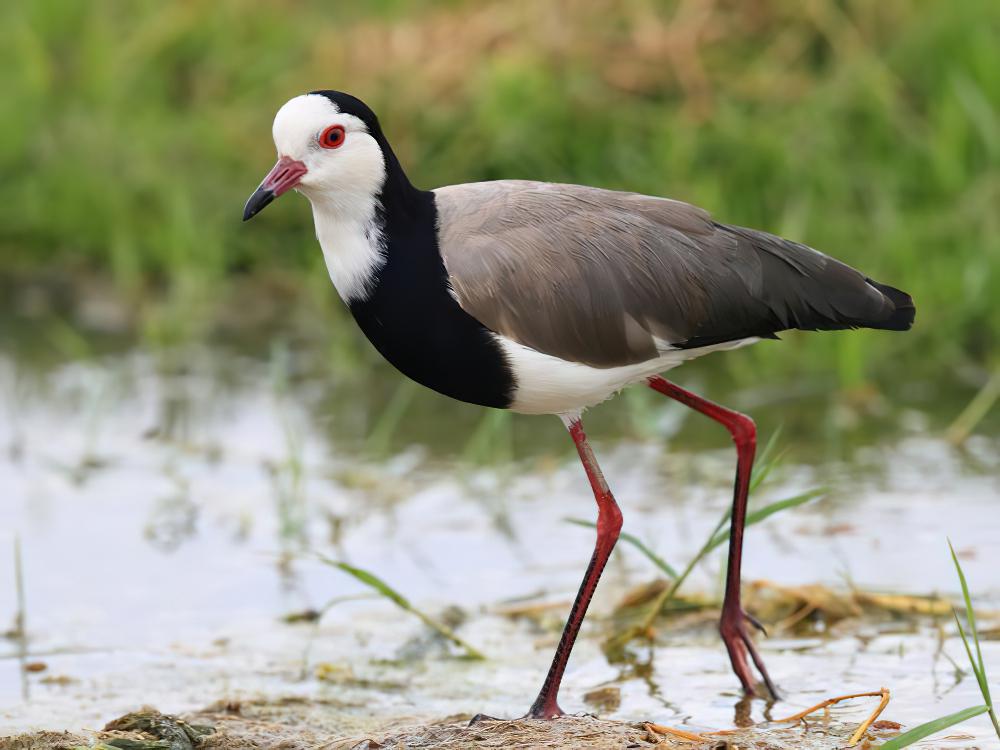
top-left (319, 125), bottom-right (346, 149)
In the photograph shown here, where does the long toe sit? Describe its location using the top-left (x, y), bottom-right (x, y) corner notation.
top-left (467, 713), bottom-right (505, 726)
top-left (722, 631), bottom-right (758, 694)
top-left (720, 608), bottom-right (779, 700)
top-left (742, 629), bottom-right (780, 700)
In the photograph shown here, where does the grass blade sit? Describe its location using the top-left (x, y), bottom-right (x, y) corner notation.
top-left (945, 365), bottom-right (1000, 445)
top-left (749, 426), bottom-right (784, 493)
top-left (13, 536), bottom-right (29, 701)
top-left (595, 431), bottom-right (819, 653)
top-left (462, 408), bottom-right (513, 464)
top-left (566, 518), bottom-right (679, 579)
top-left (707, 488), bottom-right (827, 551)
top-left (949, 541), bottom-right (990, 700)
top-left (318, 556), bottom-right (485, 660)
top-left (328, 559), bottom-right (412, 610)
top-left (366, 380), bottom-right (418, 456)
top-left (878, 704), bottom-right (989, 749)
top-left (605, 485), bottom-right (824, 652)
top-left (952, 611), bottom-right (988, 701)
top-left (948, 540), bottom-right (1000, 740)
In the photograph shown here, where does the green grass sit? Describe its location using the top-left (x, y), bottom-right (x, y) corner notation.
top-left (947, 540), bottom-right (1000, 740)
top-left (319, 556), bottom-right (485, 660)
top-left (1, 0), bottom-right (998, 393)
top-left (878, 542), bottom-right (999, 748)
top-left (881, 705), bottom-right (990, 749)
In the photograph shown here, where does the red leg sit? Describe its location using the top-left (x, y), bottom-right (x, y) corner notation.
top-left (647, 375), bottom-right (778, 699)
top-left (527, 415), bottom-right (623, 719)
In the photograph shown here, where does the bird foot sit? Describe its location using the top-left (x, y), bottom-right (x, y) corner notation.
top-left (720, 604), bottom-right (779, 701)
top-left (527, 704), bottom-right (566, 720)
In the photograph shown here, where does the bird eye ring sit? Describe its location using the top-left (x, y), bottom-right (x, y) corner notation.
top-left (319, 125), bottom-right (346, 149)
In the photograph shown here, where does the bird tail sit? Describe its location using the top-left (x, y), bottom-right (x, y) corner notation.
top-left (863, 279), bottom-right (915, 331)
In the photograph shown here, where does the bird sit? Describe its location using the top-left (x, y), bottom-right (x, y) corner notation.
top-left (243, 90), bottom-right (915, 719)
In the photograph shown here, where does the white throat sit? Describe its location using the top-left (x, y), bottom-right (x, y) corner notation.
top-left (311, 197), bottom-right (386, 304)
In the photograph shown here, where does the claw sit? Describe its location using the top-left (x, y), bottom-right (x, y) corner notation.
top-left (743, 628), bottom-right (780, 701)
top-left (745, 611), bottom-right (769, 637)
top-left (720, 607), bottom-right (779, 701)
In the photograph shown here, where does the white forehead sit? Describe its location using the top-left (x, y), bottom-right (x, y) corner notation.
top-left (272, 94), bottom-right (367, 155)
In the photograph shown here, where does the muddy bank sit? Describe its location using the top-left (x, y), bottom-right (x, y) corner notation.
top-left (5, 596), bottom-right (994, 748)
top-left (3, 701), bottom-right (919, 750)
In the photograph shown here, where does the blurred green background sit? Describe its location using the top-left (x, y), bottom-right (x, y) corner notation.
top-left (1, 0), bottom-right (998, 432)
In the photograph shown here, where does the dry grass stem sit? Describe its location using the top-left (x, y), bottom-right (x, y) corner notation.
top-left (846, 688), bottom-right (892, 746)
top-left (645, 722), bottom-right (708, 743)
top-left (644, 688), bottom-right (892, 746)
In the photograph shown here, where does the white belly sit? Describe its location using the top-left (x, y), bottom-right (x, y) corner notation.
top-left (496, 335), bottom-right (759, 416)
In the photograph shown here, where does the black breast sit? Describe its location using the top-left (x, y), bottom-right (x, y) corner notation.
top-left (348, 192), bottom-right (514, 409)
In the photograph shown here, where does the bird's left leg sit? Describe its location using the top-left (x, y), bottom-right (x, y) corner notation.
top-left (527, 414), bottom-right (623, 719)
top-left (646, 375), bottom-right (778, 699)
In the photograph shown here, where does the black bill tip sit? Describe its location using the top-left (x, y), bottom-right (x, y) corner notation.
top-left (243, 186), bottom-right (275, 222)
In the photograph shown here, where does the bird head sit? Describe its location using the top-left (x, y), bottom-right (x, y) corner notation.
top-left (243, 91), bottom-right (387, 221)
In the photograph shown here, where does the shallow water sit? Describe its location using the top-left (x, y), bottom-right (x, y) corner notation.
top-left (1, 345), bottom-right (999, 746)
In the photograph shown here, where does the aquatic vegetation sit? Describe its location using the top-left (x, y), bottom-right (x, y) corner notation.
top-left (880, 705), bottom-right (990, 750)
top-left (318, 556), bottom-right (485, 660)
top-left (596, 483), bottom-right (827, 656)
top-left (948, 541), bottom-right (1000, 740)
top-left (868, 542), bottom-right (1000, 747)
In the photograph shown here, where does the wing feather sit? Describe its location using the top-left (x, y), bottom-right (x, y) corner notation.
top-left (434, 180), bottom-right (913, 368)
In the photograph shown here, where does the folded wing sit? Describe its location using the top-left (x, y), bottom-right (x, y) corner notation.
top-left (435, 180), bottom-right (914, 369)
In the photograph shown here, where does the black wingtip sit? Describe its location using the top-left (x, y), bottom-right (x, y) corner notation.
top-left (866, 279), bottom-right (916, 331)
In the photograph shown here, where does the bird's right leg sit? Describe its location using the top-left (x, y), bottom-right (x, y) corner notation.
top-left (469, 414), bottom-right (623, 724)
top-left (526, 413), bottom-right (623, 719)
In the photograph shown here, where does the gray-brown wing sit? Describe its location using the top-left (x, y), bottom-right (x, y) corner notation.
top-left (434, 180), bottom-right (913, 368)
